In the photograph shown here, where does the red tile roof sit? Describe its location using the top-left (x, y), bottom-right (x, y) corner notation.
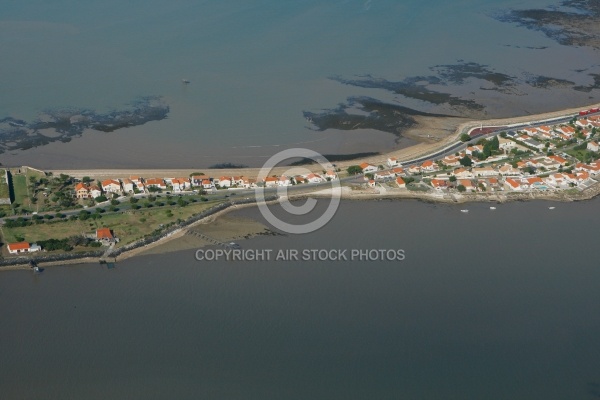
top-left (96, 228), bottom-right (114, 239)
top-left (7, 242), bottom-right (30, 251)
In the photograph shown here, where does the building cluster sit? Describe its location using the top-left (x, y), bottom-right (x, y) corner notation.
top-left (74, 171), bottom-right (340, 199)
top-left (363, 115), bottom-right (600, 193)
top-left (5, 228), bottom-right (117, 256)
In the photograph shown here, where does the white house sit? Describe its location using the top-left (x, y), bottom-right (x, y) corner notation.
top-left (471, 167), bottom-right (497, 177)
top-left (587, 141), bottom-right (599, 152)
top-left (172, 178), bottom-right (191, 192)
top-left (359, 163), bottom-right (378, 174)
top-left (7, 242), bottom-right (41, 255)
top-left (264, 177), bottom-right (279, 188)
top-left (130, 177), bottom-right (145, 191)
top-left (396, 177), bottom-right (406, 188)
top-left (421, 160), bottom-right (438, 172)
top-left (305, 173), bottom-right (323, 184)
top-left (217, 177), bottom-right (232, 188)
top-left (498, 137), bottom-right (516, 151)
top-left (466, 145), bottom-right (483, 155)
top-left (374, 171), bottom-right (394, 181)
top-left (241, 177), bottom-right (257, 189)
top-left (89, 185), bottom-right (103, 199)
top-left (122, 178), bottom-right (135, 193)
top-left (145, 178), bottom-right (167, 190)
top-left (278, 176), bottom-right (293, 187)
top-left (498, 164), bottom-right (520, 176)
top-left (232, 176), bottom-right (245, 187)
top-left (391, 167), bottom-right (405, 176)
top-left (101, 179), bottom-right (122, 194)
top-left (441, 155), bottom-right (461, 167)
top-left (387, 157), bottom-right (400, 168)
top-left (408, 165), bottom-right (421, 175)
top-left (453, 168), bottom-right (473, 179)
top-left (325, 170), bottom-right (338, 180)
top-left (504, 178), bottom-right (526, 191)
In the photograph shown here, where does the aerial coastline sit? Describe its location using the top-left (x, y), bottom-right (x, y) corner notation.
top-left (1, 102), bottom-right (600, 269)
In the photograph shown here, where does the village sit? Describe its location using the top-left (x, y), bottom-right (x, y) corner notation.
top-left (353, 113), bottom-right (600, 195)
top-left (0, 168), bottom-right (340, 258)
top-left (2, 110), bottom-right (600, 259)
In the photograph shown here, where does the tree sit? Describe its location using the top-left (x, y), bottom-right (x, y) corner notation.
top-left (490, 136), bottom-right (499, 151)
top-left (347, 165), bottom-right (363, 175)
top-left (457, 185), bottom-right (466, 192)
top-left (483, 144), bottom-right (492, 159)
top-left (82, 176), bottom-right (92, 184)
top-left (110, 199), bottom-right (120, 206)
top-left (500, 131), bottom-right (507, 138)
top-left (189, 172), bottom-right (205, 177)
top-left (449, 175), bottom-right (457, 182)
top-left (129, 197), bottom-right (139, 204)
top-left (78, 210), bottom-right (90, 221)
top-left (459, 156), bottom-right (473, 167)
top-left (460, 133), bottom-right (470, 142)
top-left (95, 195), bottom-right (107, 202)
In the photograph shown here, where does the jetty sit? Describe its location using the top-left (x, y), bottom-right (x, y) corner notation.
top-left (185, 230), bottom-right (239, 249)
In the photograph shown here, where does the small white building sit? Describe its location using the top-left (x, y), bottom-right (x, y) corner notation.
top-left (7, 242), bottom-right (41, 255)
top-left (278, 176), bottom-right (293, 187)
top-left (101, 179), bottom-right (122, 194)
top-left (305, 173), bottom-right (323, 184)
top-left (374, 171), bottom-right (394, 181)
top-left (387, 157), bottom-right (400, 168)
top-left (359, 163), bottom-right (378, 174)
top-left (122, 179), bottom-right (135, 193)
top-left (218, 177), bottom-right (232, 188)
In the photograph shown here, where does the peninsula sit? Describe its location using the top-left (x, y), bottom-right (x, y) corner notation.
top-left (1, 103), bottom-right (600, 268)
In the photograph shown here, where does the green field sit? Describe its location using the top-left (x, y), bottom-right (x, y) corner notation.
top-left (566, 148), bottom-right (596, 163)
top-left (11, 174), bottom-right (29, 206)
top-left (0, 169), bottom-right (9, 200)
top-left (2, 200), bottom-right (225, 247)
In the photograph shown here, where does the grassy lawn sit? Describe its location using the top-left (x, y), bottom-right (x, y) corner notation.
top-left (2, 200), bottom-right (225, 247)
top-left (566, 148), bottom-right (595, 162)
top-left (11, 174), bottom-right (29, 206)
top-left (406, 183), bottom-right (431, 192)
top-left (0, 169), bottom-right (9, 200)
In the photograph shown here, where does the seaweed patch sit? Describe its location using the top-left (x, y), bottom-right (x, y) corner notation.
top-left (0, 96), bottom-right (169, 154)
top-left (303, 96), bottom-right (455, 136)
top-left (495, 0), bottom-right (600, 49)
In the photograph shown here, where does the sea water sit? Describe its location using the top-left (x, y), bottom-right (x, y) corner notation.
top-left (0, 0), bottom-right (598, 168)
top-left (0, 199), bottom-right (599, 399)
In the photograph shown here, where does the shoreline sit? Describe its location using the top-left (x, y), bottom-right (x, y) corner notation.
top-left (3, 102), bottom-right (600, 270)
top-left (3, 181), bottom-right (600, 271)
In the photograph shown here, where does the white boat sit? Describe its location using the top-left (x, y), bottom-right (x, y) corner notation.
top-left (548, 206), bottom-right (555, 210)
top-left (182, 79), bottom-right (190, 84)
top-left (460, 209), bottom-right (469, 213)
top-left (490, 207), bottom-right (496, 210)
